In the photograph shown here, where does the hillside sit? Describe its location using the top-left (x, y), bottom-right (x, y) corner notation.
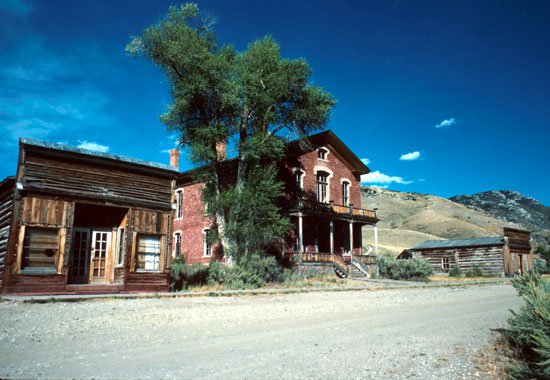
top-left (360, 187), bottom-right (524, 257)
top-left (449, 190), bottom-right (550, 232)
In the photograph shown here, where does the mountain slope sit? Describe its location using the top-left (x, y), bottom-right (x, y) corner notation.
top-left (449, 190), bottom-right (550, 232)
top-left (360, 187), bottom-right (523, 257)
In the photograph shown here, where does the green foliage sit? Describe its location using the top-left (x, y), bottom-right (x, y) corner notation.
top-left (449, 264), bottom-right (462, 277)
top-left (465, 265), bottom-right (484, 277)
top-left (207, 254), bottom-right (283, 289)
top-left (377, 256), bottom-right (434, 281)
top-left (504, 271), bottom-right (550, 379)
top-left (128, 3), bottom-right (335, 262)
top-left (170, 257), bottom-right (209, 290)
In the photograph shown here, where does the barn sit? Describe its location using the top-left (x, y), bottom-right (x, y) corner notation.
top-left (398, 227), bottom-right (533, 276)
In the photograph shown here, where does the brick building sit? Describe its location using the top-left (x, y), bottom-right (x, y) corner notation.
top-left (173, 130), bottom-right (379, 276)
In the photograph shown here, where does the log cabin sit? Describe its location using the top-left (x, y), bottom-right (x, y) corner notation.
top-left (0, 138), bottom-right (178, 295)
top-left (172, 130), bottom-right (379, 277)
top-left (398, 227), bottom-right (533, 276)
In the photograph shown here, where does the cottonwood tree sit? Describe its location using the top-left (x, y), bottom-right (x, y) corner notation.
top-left (127, 3), bottom-right (335, 263)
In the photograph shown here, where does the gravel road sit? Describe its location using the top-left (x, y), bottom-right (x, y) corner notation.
top-left (0, 284), bottom-right (521, 379)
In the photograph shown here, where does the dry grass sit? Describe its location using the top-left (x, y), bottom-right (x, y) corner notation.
top-left (429, 275), bottom-right (505, 282)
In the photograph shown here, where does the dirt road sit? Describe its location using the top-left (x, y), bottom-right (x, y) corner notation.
top-left (0, 284), bottom-right (521, 379)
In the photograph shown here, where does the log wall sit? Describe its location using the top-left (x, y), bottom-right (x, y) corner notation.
top-left (0, 178), bottom-right (15, 290)
top-left (415, 245), bottom-right (506, 275)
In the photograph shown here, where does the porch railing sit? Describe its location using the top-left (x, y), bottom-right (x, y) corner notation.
top-left (285, 199), bottom-right (377, 220)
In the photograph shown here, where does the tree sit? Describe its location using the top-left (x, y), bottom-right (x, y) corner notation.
top-left (127, 3), bottom-right (335, 263)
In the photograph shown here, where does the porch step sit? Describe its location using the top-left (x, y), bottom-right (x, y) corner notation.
top-left (333, 264), bottom-right (348, 278)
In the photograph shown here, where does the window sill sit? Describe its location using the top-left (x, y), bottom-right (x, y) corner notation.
top-left (135, 269), bottom-right (161, 273)
top-left (20, 268), bottom-right (58, 275)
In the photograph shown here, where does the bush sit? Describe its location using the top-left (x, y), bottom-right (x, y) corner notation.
top-left (377, 256), bottom-right (433, 281)
top-left (465, 265), bottom-right (484, 278)
top-left (504, 271), bottom-right (550, 379)
top-left (449, 264), bottom-right (462, 277)
top-left (170, 257), bottom-right (209, 290)
top-left (206, 253), bottom-right (284, 289)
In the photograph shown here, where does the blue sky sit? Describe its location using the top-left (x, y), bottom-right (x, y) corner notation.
top-left (1, 0), bottom-right (549, 204)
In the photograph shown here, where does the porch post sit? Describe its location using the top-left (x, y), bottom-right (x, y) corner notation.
top-left (329, 219), bottom-right (334, 254)
top-left (349, 220), bottom-right (354, 261)
top-left (374, 225), bottom-right (379, 257)
top-left (298, 213), bottom-right (303, 254)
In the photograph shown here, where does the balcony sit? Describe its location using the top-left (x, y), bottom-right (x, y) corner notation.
top-left (282, 198), bottom-right (378, 222)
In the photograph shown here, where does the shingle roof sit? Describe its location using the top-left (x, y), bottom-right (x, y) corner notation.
top-left (412, 236), bottom-right (505, 250)
top-left (20, 138), bottom-right (178, 172)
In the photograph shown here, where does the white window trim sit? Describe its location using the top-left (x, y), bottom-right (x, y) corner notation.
top-left (173, 230), bottom-right (182, 258)
top-left (115, 227), bottom-right (126, 268)
top-left (175, 188), bottom-right (184, 220)
top-left (317, 146), bottom-right (330, 161)
top-left (341, 178), bottom-right (351, 206)
top-left (313, 166), bottom-right (333, 203)
top-left (291, 167), bottom-right (306, 190)
top-left (202, 228), bottom-right (213, 257)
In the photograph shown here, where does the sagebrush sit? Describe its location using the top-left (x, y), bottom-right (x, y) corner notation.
top-left (377, 256), bottom-right (433, 281)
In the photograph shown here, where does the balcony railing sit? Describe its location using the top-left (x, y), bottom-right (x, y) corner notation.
top-left (284, 199), bottom-right (377, 220)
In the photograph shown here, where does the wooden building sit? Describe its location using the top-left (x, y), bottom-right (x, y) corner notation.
top-left (173, 130), bottom-right (379, 277)
top-left (0, 138), bottom-right (178, 295)
top-left (398, 227), bottom-right (533, 276)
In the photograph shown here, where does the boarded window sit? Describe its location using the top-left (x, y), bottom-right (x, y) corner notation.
top-left (137, 235), bottom-right (161, 271)
top-left (22, 227), bottom-right (58, 272)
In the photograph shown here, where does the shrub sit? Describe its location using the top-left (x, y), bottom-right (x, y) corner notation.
top-left (504, 271), bottom-right (550, 379)
top-left (170, 257), bottom-right (209, 290)
top-left (378, 256), bottom-right (433, 281)
top-left (465, 265), bottom-right (484, 278)
top-left (449, 264), bottom-right (462, 277)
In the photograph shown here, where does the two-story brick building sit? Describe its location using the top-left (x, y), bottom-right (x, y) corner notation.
top-left (173, 130), bottom-right (379, 276)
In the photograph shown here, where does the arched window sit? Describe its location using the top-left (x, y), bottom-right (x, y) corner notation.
top-left (316, 171), bottom-right (329, 203)
top-left (175, 190), bottom-right (183, 219)
top-left (203, 229), bottom-right (212, 257)
top-left (317, 147), bottom-right (328, 160)
top-left (173, 232), bottom-right (181, 257)
top-left (295, 169), bottom-right (303, 197)
top-left (342, 181), bottom-right (350, 206)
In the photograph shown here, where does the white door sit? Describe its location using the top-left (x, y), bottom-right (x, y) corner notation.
top-left (90, 230), bottom-right (111, 281)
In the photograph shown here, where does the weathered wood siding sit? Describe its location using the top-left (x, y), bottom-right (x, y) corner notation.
top-left (415, 245), bottom-right (505, 274)
top-left (23, 154), bottom-right (173, 210)
top-left (0, 178), bottom-right (15, 290)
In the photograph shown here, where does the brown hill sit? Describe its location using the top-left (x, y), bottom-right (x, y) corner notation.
top-left (360, 187), bottom-right (524, 257)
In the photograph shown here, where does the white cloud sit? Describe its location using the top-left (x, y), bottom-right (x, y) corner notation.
top-left (399, 151), bottom-right (421, 161)
top-left (77, 141), bottom-right (109, 153)
top-left (360, 170), bottom-right (412, 185)
top-left (435, 117), bottom-right (456, 129)
top-left (361, 157), bottom-right (371, 165)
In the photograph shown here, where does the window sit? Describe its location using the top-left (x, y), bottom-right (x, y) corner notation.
top-left (295, 169), bottom-right (303, 196)
top-left (203, 229), bottom-right (212, 257)
top-left (137, 235), bottom-right (161, 271)
top-left (442, 257), bottom-right (450, 271)
top-left (317, 148), bottom-right (328, 160)
top-left (176, 190), bottom-right (183, 219)
top-left (342, 181), bottom-right (350, 206)
top-left (22, 227), bottom-right (58, 273)
top-left (116, 228), bottom-right (125, 266)
top-left (174, 232), bottom-right (181, 257)
top-left (316, 171), bottom-right (329, 203)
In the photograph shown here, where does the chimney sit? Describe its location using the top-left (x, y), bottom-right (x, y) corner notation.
top-left (169, 148), bottom-right (180, 169)
top-left (215, 141), bottom-right (226, 161)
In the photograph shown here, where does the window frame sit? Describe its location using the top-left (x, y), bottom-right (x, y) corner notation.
top-left (173, 231), bottom-right (182, 257)
top-left (115, 227), bottom-right (125, 268)
top-left (342, 181), bottom-right (350, 206)
top-left (316, 171), bottom-right (329, 203)
top-left (317, 147), bottom-right (329, 161)
top-left (203, 229), bottom-right (213, 257)
top-left (441, 257), bottom-right (450, 271)
top-left (175, 189), bottom-right (183, 220)
top-left (136, 234), bottom-right (162, 272)
top-left (21, 226), bottom-right (59, 275)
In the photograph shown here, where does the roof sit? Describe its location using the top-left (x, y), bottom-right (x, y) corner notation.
top-left (20, 138), bottom-right (178, 173)
top-left (177, 129), bottom-right (370, 184)
top-left (287, 130), bottom-right (371, 175)
top-left (411, 236), bottom-right (505, 250)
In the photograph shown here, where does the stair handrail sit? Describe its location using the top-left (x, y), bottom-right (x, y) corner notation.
top-left (351, 258), bottom-right (370, 277)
